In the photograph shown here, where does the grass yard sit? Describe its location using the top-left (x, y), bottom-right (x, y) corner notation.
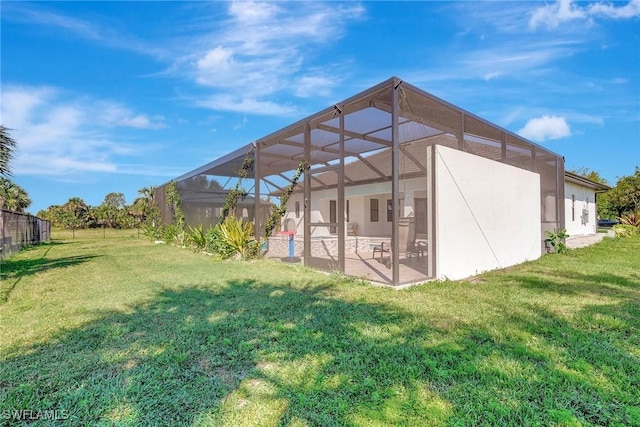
top-left (1, 232), bottom-right (639, 426)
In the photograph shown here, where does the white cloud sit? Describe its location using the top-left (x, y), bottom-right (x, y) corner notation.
top-left (588, 0), bottom-right (640, 19)
top-left (18, 156), bottom-right (118, 176)
top-left (100, 103), bottom-right (166, 129)
top-left (294, 75), bottom-right (337, 98)
top-left (175, 1), bottom-right (365, 114)
top-left (195, 94), bottom-right (297, 116)
top-left (116, 115), bottom-right (166, 130)
top-left (114, 164), bottom-right (190, 177)
top-left (406, 38), bottom-right (580, 85)
top-left (529, 0), bottom-right (640, 29)
top-left (228, 1), bottom-right (279, 23)
top-left (232, 116), bottom-right (248, 131)
top-left (5, 2), bottom-right (365, 116)
top-left (1, 85), bottom-right (165, 176)
top-left (483, 72), bottom-right (503, 81)
top-left (2, 2), bottom-right (166, 58)
top-left (518, 115), bottom-right (572, 141)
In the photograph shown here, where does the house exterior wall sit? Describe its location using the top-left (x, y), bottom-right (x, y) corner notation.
top-left (563, 181), bottom-right (598, 236)
top-left (281, 180), bottom-right (425, 238)
top-left (282, 193), bottom-right (304, 235)
top-left (435, 145), bottom-right (541, 280)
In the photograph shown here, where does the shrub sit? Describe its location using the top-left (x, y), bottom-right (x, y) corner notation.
top-left (545, 229), bottom-right (569, 254)
top-left (186, 225), bottom-right (207, 252)
top-left (217, 216), bottom-right (262, 259)
top-left (163, 224), bottom-right (178, 244)
top-left (206, 225), bottom-right (236, 259)
top-left (612, 224), bottom-right (638, 238)
top-left (619, 211), bottom-right (640, 227)
top-left (141, 223), bottom-right (163, 240)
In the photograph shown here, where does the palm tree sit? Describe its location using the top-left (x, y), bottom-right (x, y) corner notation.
top-left (138, 186), bottom-right (156, 202)
top-left (135, 186), bottom-right (160, 227)
top-left (0, 126), bottom-right (17, 177)
top-left (61, 197), bottom-right (90, 237)
top-left (0, 178), bottom-right (31, 212)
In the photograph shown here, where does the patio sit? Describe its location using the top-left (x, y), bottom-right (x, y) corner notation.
top-left (267, 249), bottom-right (430, 286)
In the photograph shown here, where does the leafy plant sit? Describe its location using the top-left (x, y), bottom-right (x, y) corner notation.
top-left (612, 224), bottom-right (638, 238)
top-left (218, 216), bottom-right (258, 259)
top-left (264, 160), bottom-right (307, 238)
top-left (165, 181), bottom-right (185, 229)
top-left (187, 225), bottom-right (208, 251)
top-left (141, 223), bottom-right (164, 240)
top-left (218, 147), bottom-right (254, 225)
top-left (619, 210), bottom-right (640, 227)
top-left (163, 224), bottom-right (178, 244)
top-left (545, 229), bottom-right (569, 254)
top-left (205, 225), bottom-right (235, 259)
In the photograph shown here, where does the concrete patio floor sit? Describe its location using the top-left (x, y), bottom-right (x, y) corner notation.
top-left (268, 251), bottom-right (431, 286)
top-left (267, 232), bottom-right (610, 286)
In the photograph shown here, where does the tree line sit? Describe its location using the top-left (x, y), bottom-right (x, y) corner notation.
top-left (36, 189), bottom-right (160, 231)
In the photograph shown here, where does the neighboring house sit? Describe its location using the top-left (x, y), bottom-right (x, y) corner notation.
top-left (156, 186), bottom-right (272, 229)
top-left (161, 77), bottom-right (566, 285)
top-left (564, 172), bottom-right (610, 237)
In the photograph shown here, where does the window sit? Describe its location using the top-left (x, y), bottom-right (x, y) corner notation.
top-left (370, 199), bottom-right (379, 222)
top-left (330, 200), bottom-right (337, 234)
top-left (571, 194), bottom-right (575, 221)
top-left (415, 198), bottom-right (428, 235)
top-left (386, 198), bottom-right (404, 222)
top-left (295, 201), bottom-right (300, 218)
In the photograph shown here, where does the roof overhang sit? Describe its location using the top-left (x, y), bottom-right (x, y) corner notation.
top-left (172, 143), bottom-right (255, 183)
top-left (564, 171), bottom-right (611, 192)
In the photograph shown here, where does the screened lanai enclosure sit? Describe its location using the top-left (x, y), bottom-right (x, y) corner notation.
top-left (159, 77), bottom-right (564, 286)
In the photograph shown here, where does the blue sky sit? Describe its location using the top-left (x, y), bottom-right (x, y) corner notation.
top-left (2, 0), bottom-right (639, 214)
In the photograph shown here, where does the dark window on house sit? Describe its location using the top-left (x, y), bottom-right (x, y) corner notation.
top-left (346, 200), bottom-right (350, 223)
top-left (295, 201), bottom-right (300, 218)
top-left (386, 198), bottom-right (404, 221)
top-left (415, 198), bottom-right (428, 235)
top-left (370, 199), bottom-right (379, 222)
top-left (330, 200), bottom-right (337, 234)
top-left (571, 194), bottom-right (575, 221)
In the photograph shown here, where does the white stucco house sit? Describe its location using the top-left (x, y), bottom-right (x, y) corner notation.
top-left (563, 171), bottom-right (610, 237)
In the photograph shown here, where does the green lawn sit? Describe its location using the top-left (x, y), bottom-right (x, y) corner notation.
top-left (1, 232), bottom-right (638, 426)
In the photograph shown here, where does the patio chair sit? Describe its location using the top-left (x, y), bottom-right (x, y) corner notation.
top-left (373, 217), bottom-right (426, 266)
top-left (347, 222), bottom-right (358, 236)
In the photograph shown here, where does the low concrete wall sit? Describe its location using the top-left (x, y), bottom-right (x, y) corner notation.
top-left (266, 235), bottom-right (387, 258)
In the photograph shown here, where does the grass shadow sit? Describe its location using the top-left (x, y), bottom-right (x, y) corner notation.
top-left (1, 275), bottom-right (638, 425)
top-left (1, 250), bottom-right (100, 303)
top-left (504, 270), bottom-right (640, 300)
